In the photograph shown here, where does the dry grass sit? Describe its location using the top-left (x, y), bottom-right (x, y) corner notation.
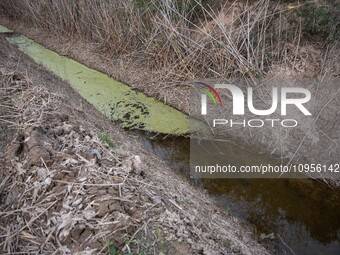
top-left (0, 0), bottom-right (320, 80)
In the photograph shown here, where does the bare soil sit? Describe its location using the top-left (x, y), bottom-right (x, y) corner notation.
top-left (0, 35), bottom-right (270, 254)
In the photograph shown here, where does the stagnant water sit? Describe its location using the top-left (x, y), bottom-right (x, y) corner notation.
top-left (2, 24), bottom-right (339, 254)
top-left (4, 31), bottom-right (208, 136)
top-left (135, 132), bottom-right (340, 255)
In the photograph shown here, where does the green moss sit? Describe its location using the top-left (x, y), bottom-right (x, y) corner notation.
top-left (7, 34), bottom-right (207, 135)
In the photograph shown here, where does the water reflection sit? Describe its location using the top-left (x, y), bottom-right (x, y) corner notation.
top-left (132, 132), bottom-right (340, 255)
top-left (208, 179), bottom-right (340, 254)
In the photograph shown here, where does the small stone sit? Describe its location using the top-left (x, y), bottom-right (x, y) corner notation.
top-left (44, 177), bottom-right (52, 186)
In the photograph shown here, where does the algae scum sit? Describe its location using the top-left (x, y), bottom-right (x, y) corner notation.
top-left (4, 30), bottom-right (193, 135)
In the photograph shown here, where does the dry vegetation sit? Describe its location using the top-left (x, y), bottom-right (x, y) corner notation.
top-left (1, 0), bottom-right (338, 81)
top-left (0, 66), bottom-right (270, 254)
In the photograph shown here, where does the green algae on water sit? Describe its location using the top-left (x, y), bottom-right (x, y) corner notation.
top-left (6, 34), bottom-right (206, 135)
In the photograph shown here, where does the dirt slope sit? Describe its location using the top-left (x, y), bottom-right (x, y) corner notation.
top-left (0, 34), bottom-right (270, 254)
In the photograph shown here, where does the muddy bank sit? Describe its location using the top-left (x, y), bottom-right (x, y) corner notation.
top-left (0, 35), bottom-right (269, 254)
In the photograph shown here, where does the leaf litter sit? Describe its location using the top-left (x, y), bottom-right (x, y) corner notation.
top-left (0, 67), bottom-right (269, 254)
